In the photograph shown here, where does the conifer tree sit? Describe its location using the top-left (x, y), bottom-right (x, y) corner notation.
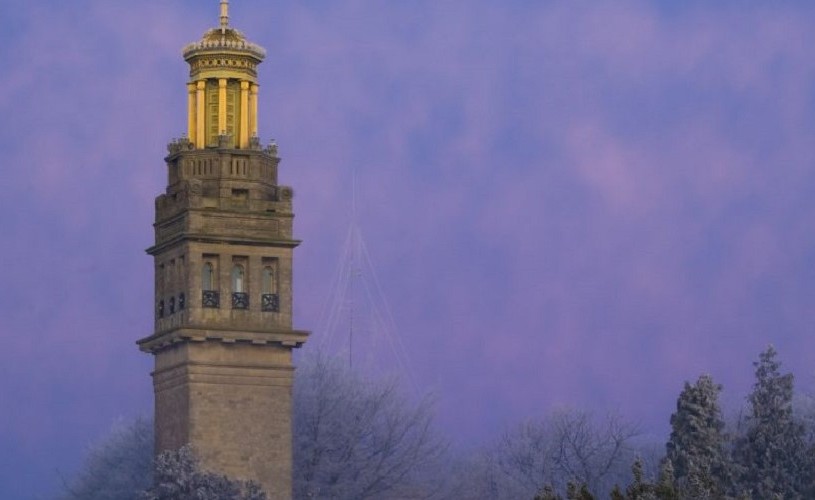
top-left (624, 459), bottom-right (655, 500)
top-left (733, 345), bottom-right (808, 498)
top-left (534, 484), bottom-right (562, 500)
top-left (665, 374), bottom-right (729, 498)
top-left (565, 481), bottom-right (594, 500)
top-left (653, 460), bottom-right (679, 500)
top-left (614, 458), bottom-right (682, 500)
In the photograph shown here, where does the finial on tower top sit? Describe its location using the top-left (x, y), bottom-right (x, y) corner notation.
top-left (220, 0), bottom-right (230, 30)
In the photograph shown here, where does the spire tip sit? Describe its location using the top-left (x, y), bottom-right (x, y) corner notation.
top-left (220, 0), bottom-right (229, 29)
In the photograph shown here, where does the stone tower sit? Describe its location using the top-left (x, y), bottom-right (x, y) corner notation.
top-left (137, 2), bottom-right (308, 498)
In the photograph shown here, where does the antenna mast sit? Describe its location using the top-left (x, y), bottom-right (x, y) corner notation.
top-left (348, 168), bottom-right (358, 369)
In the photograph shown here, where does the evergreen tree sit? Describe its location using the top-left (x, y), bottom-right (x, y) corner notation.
top-left (624, 459), bottom-right (655, 500)
top-left (534, 484), bottom-right (562, 500)
top-left (665, 374), bottom-right (730, 498)
top-left (653, 460), bottom-right (679, 500)
top-left (565, 481), bottom-right (594, 500)
top-left (733, 345), bottom-right (808, 499)
top-left (618, 458), bottom-right (684, 500)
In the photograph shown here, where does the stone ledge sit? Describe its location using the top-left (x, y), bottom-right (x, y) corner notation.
top-left (146, 233), bottom-right (302, 255)
top-left (137, 327), bottom-right (309, 354)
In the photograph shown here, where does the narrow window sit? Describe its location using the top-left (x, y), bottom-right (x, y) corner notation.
top-left (201, 259), bottom-right (219, 308)
top-left (158, 263), bottom-right (165, 299)
top-left (261, 262), bottom-right (279, 312)
top-left (262, 266), bottom-right (276, 294)
top-left (232, 264), bottom-right (248, 309)
top-left (179, 255), bottom-right (186, 287)
top-left (206, 80), bottom-right (219, 146)
top-left (202, 263), bottom-right (215, 291)
top-left (226, 80), bottom-right (241, 145)
top-left (232, 265), bottom-right (245, 293)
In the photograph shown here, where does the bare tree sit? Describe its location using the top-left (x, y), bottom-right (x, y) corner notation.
top-left (63, 356), bottom-right (448, 499)
top-left (60, 417), bottom-right (153, 500)
top-left (293, 354), bottom-right (448, 499)
top-left (452, 410), bottom-right (639, 499)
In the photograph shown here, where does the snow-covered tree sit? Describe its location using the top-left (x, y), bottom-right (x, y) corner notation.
top-left (665, 374), bottom-right (730, 498)
top-left (623, 458), bottom-right (656, 500)
top-left (64, 355), bottom-right (446, 500)
top-left (535, 484), bottom-right (562, 500)
top-left (292, 354), bottom-right (447, 499)
top-left (733, 345), bottom-right (809, 498)
top-left (565, 481), bottom-right (594, 500)
top-left (63, 419), bottom-right (266, 500)
top-left (652, 459), bottom-right (679, 500)
top-left (455, 410), bottom-right (638, 499)
top-left (532, 481), bottom-right (594, 500)
top-left (609, 458), bottom-right (679, 500)
top-left (61, 417), bottom-right (153, 500)
top-left (144, 446), bottom-right (266, 500)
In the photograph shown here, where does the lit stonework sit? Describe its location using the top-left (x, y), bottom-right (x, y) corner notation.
top-left (181, 0), bottom-right (264, 149)
top-left (137, 2), bottom-right (307, 498)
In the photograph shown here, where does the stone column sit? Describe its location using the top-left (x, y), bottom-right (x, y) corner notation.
top-left (187, 83), bottom-right (197, 144)
top-left (240, 81), bottom-right (250, 148)
top-left (196, 81), bottom-right (206, 148)
top-left (250, 84), bottom-right (259, 138)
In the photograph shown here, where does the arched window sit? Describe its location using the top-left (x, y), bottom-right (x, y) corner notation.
top-left (231, 264), bottom-right (249, 309)
top-left (201, 259), bottom-right (220, 308)
top-left (202, 263), bottom-right (215, 291)
top-left (232, 265), bottom-right (245, 293)
top-left (261, 264), bottom-right (279, 312)
top-left (262, 266), bottom-right (276, 294)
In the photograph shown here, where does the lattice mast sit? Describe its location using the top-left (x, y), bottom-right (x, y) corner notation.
top-left (317, 171), bottom-right (417, 392)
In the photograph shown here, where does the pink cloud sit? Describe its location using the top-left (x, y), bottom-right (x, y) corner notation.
top-left (6, 1), bottom-right (815, 496)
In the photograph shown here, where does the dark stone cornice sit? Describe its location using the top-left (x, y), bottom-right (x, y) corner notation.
top-left (137, 326), bottom-right (310, 353)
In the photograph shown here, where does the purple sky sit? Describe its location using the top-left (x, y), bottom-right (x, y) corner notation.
top-left (4, 1), bottom-right (815, 497)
